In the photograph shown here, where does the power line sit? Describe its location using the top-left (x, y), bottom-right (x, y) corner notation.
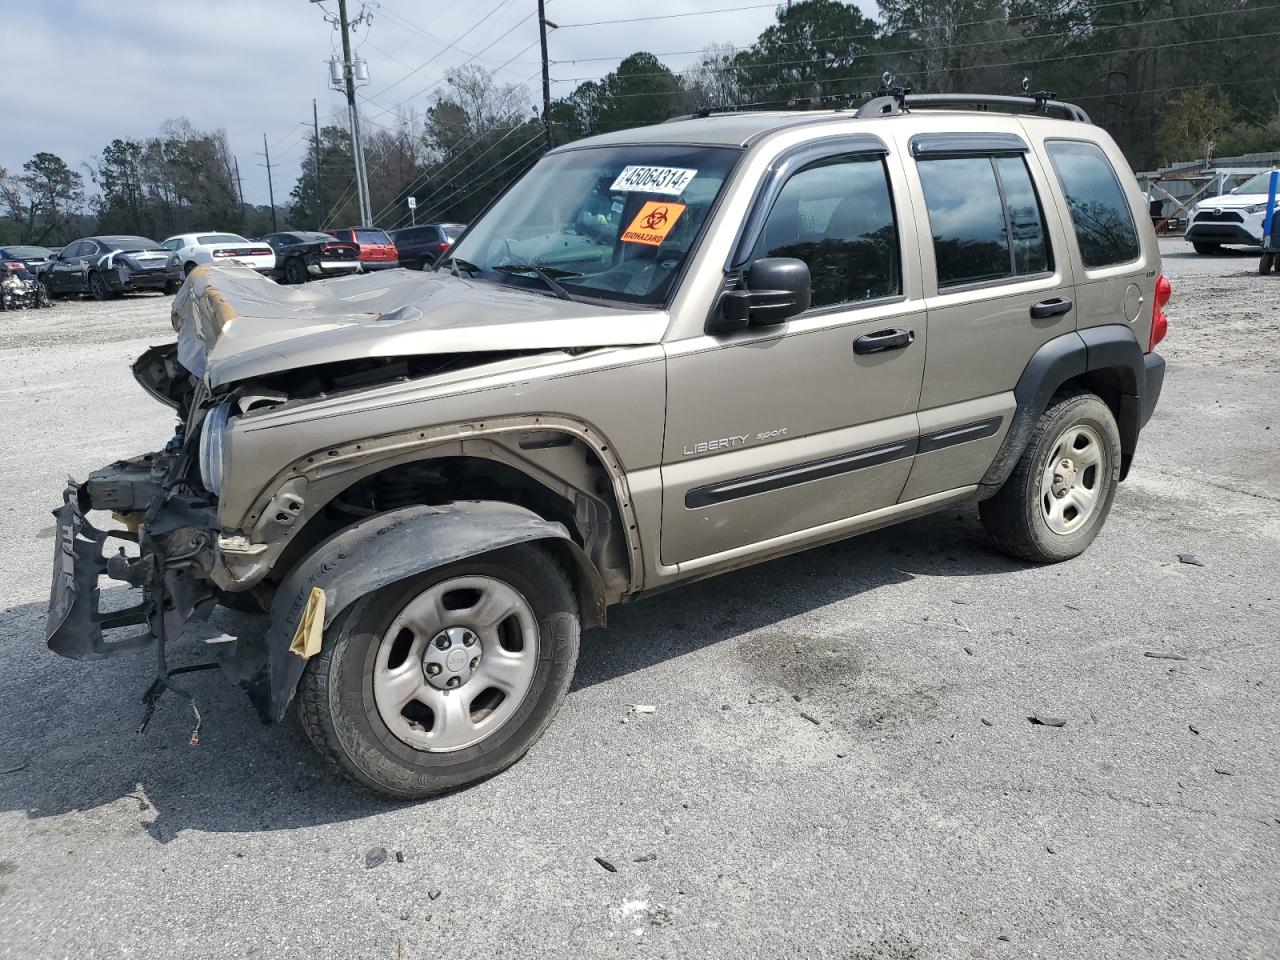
top-left (555, 3), bottom-right (780, 28)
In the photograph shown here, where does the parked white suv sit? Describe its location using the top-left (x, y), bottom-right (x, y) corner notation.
top-left (1185, 171), bottom-right (1277, 253)
top-left (161, 232), bottom-right (276, 282)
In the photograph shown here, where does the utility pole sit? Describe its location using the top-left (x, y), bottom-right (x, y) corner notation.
top-left (262, 133), bottom-right (279, 233)
top-left (312, 98), bottom-right (323, 229)
top-left (335, 0), bottom-right (372, 226)
top-left (233, 155), bottom-right (244, 208)
top-left (537, 0), bottom-right (554, 152)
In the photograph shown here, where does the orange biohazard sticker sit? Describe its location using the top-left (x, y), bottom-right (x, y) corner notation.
top-left (621, 201), bottom-right (685, 246)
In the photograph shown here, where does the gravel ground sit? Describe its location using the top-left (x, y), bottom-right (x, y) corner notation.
top-left (0, 241), bottom-right (1276, 960)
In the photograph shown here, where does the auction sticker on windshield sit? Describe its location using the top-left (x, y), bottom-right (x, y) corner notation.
top-left (611, 166), bottom-right (697, 196)
top-left (621, 201), bottom-right (686, 246)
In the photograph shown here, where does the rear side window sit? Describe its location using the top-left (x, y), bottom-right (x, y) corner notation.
top-left (917, 154), bottom-right (1051, 287)
top-left (1045, 140), bottom-right (1140, 269)
top-left (748, 153), bottom-right (901, 309)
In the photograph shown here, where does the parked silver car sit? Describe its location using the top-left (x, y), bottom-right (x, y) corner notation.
top-left (47, 94), bottom-right (1168, 797)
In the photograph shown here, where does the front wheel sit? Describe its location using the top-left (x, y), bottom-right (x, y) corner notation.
top-left (979, 392), bottom-right (1122, 563)
top-left (296, 543), bottom-right (580, 798)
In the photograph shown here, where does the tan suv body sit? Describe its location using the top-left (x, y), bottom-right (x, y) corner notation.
top-left (47, 97), bottom-right (1168, 796)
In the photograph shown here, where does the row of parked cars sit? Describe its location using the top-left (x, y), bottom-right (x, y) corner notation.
top-left (0, 221), bottom-right (465, 303)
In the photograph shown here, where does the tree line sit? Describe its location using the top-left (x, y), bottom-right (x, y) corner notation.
top-left (4, 0), bottom-right (1278, 246)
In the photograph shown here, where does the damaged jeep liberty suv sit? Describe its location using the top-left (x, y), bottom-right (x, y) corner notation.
top-left (48, 93), bottom-right (1168, 798)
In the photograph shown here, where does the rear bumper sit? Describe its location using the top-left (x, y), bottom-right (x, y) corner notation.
top-left (307, 260), bottom-right (362, 276)
top-left (1140, 351), bottom-right (1165, 428)
top-left (105, 269), bottom-right (170, 292)
top-left (359, 260), bottom-right (400, 271)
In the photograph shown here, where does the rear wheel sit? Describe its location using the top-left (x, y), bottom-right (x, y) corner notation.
top-left (88, 271), bottom-right (109, 301)
top-left (1192, 241), bottom-right (1220, 255)
top-left (979, 392), bottom-right (1121, 563)
top-left (284, 257), bottom-right (308, 285)
top-left (1261, 253), bottom-right (1276, 275)
top-left (183, 261), bottom-right (198, 277)
top-left (296, 543), bottom-right (579, 798)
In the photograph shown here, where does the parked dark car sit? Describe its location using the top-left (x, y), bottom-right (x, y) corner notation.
top-left (260, 231), bottom-right (361, 284)
top-left (0, 245), bottom-right (57, 284)
top-left (45, 236), bottom-right (173, 300)
top-left (324, 226), bottom-right (399, 270)
top-left (388, 222), bottom-right (465, 269)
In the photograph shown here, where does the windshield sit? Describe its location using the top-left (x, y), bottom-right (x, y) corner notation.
top-left (447, 145), bottom-right (740, 307)
top-left (1233, 171), bottom-right (1277, 194)
top-left (198, 233), bottom-right (248, 245)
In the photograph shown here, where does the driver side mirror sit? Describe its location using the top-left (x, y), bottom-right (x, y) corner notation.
top-left (709, 257), bottom-right (811, 334)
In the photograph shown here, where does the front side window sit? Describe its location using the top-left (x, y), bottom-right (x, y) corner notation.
top-left (447, 144), bottom-right (740, 307)
top-left (918, 154), bottom-right (1051, 288)
top-left (747, 153), bottom-right (901, 309)
top-left (1045, 140), bottom-right (1140, 269)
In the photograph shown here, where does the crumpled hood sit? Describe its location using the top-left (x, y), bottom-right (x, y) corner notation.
top-left (171, 263), bottom-right (669, 388)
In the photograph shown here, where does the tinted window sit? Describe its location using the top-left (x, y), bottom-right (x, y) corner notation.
top-left (197, 233), bottom-right (248, 245)
top-left (748, 154), bottom-right (900, 308)
top-left (356, 229), bottom-right (391, 245)
top-left (5, 245), bottom-right (52, 258)
top-left (994, 157), bottom-right (1050, 275)
top-left (918, 155), bottom-right (1051, 286)
top-left (918, 157), bottom-right (1012, 286)
top-left (442, 225), bottom-right (464, 240)
top-left (1046, 140), bottom-right (1140, 269)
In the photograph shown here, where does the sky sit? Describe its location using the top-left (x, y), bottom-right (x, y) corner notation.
top-left (6, 0), bottom-right (877, 209)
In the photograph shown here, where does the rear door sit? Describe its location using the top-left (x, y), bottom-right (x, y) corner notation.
top-left (896, 127), bottom-right (1077, 501)
top-left (661, 139), bottom-right (926, 567)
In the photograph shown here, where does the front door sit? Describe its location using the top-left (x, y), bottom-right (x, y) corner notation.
top-left (661, 148), bottom-right (925, 568)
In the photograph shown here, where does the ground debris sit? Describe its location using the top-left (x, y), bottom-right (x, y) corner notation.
top-left (395, 851), bottom-right (405, 863)
top-left (800, 712), bottom-right (820, 725)
top-left (631, 704), bottom-right (657, 715)
top-left (428, 889), bottom-right (442, 900)
top-left (365, 847), bottom-right (389, 869)
top-left (1144, 651), bottom-right (1189, 661)
top-left (980, 717), bottom-right (994, 727)
top-left (633, 853), bottom-right (658, 863)
top-left (1028, 715), bottom-right (1067, 728)
top-left (1214, 767), bottom-right (1234, 776)
top-left (594, 856), bottom-right (618, 873)
top-left (1178, 553), bottom-right (1205, 566)
top-left (963, 645), bottom-right (975, 656)
top-left (1189, 723), bottom-right (1201, 735)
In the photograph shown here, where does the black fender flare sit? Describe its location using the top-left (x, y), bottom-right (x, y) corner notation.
top-left (979, 325), bottom-right (1150, 495)
top-left (227, 501), bottom-right (605, 723)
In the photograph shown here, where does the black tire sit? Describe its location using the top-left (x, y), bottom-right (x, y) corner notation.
top-left (979, 391), bottom-right (1122, 563)
top-left (1192, 242), bottom-right (1220, 255)
top-left (88, 271), bottom-right (109, 301)
top-left (163, 279), bottom-right (180, 295)
top-left (284, 257), bottom-right (308, 285)
top-left (1262, 253), bottom-right (1277, 275)
top-left (296, 543), bottom-right (580, 798)
top-left (183, 261), bottom-right (197, 277)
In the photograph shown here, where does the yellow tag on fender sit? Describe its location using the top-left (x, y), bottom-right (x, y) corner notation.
top-left (288, 587), bottom-right (326, 660)
top-left (621, 201), bottom-right (685, 246)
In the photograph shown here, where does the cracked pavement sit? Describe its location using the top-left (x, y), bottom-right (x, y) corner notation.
top-left (0, 240), bottom-right (1277, 959)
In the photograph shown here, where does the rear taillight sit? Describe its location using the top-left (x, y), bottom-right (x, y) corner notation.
top-left (213, 250), bottom-right (236, 258)
top-left (2, 261), bottom-right (23, 271)
top-left (1150, 273), bottom-right (1171, 351)
top-left (438, 241), bottom-right (450, 251)
top-left (250, 247), bottom-right (272, 256)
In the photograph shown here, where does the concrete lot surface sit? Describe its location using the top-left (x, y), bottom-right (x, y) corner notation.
top-left (0, 239), bottom-right (1276, 959)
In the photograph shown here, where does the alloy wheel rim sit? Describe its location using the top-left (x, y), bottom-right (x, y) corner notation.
top-left (372, 575), bottom-right (538, 752)
top-left (1039, 423), bottom-right (1104, 535)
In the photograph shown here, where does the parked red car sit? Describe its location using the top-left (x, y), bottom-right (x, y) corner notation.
top-left (324, 227), bottom-right (399, 271)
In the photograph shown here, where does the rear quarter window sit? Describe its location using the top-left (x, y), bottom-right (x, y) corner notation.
top-left (1045, 140), bottom-right (1140, 269)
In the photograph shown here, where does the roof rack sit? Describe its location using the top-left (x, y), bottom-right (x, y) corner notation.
top-left (855, 92), bottom-right (1092, 124)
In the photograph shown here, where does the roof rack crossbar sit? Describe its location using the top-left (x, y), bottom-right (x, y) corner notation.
top-left (891, 93), bottom-right (1092, 124)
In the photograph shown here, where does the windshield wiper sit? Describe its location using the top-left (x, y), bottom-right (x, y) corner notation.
top-left (493, 263), bottom-right (580, 302)
top-left (439, 255), bottom-right (482, 277)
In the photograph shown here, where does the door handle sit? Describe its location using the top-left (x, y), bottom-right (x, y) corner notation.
top-left (853, 328), bottom-right (914, 354)
top-left (1030, 297), bottom-right (1073, 319)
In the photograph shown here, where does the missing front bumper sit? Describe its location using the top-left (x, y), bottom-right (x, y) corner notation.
top-left (46, 482), bottom-right (154, 660)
